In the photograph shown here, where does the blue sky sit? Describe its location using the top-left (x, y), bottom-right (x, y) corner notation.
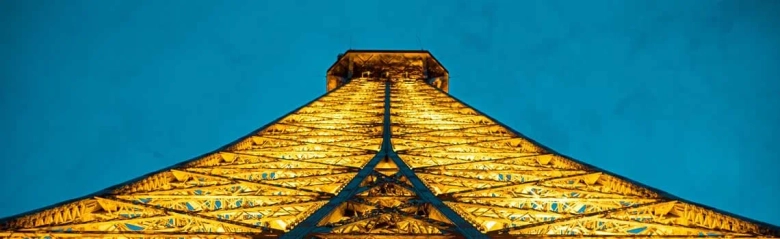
top-left (1, 0), bottom-right (779, 226)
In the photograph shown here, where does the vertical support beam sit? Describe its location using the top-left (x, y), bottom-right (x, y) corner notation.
top-left (384, 81), bottom-right (488, 239)
top-left (280, 83), bottom-right (388, 239)
top-left (422, 58), bottom-right (430, 80)
top-left (346, 57), bottom-right (354, 82)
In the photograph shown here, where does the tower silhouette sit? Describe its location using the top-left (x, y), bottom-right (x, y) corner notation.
top-left (2, 50), bottom-right (778, 239)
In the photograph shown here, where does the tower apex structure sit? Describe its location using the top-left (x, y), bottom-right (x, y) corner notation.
top-left (326, 50), bottom-right (449, 92)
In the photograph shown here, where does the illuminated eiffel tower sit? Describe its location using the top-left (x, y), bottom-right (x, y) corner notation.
top-left (2, 50), bottom-right (778, 239)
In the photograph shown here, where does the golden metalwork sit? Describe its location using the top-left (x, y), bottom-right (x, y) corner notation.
top-left (1, 50), bottom-right (777, 239)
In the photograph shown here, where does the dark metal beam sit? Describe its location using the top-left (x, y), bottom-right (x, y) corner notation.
top-left (283, 80), bottom-right (488, 238)
top-left (280, 82), bottom-right (389, 239)
top-left (384, 81), bottom-right (487, 239)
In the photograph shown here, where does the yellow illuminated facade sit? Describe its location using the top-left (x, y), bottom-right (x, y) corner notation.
top-left (1, 50), bottom-right (778, 239)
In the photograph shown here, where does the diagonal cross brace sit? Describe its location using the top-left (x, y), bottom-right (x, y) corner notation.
top-left (280, 81), bottom-right (390, 239)
top-left (281, 80), bottom-right (487, 239)
top-left (385, 149), bottom-right (487, 239)
top-left (384, 80), bottom-right (486, 239)
top-left (279, 151), bottom-right (387, 239)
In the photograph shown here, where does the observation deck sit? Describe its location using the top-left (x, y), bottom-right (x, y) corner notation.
top-left (326, 50), bottom-right (450, 92)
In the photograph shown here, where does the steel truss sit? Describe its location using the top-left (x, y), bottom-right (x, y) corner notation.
top-left (1, 51), bottom-right (778, 239)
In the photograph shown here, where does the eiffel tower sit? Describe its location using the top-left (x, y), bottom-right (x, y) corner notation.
top-left (1, 50), bottom-right (778, 239)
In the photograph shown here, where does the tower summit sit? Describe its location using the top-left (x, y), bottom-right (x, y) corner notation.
top-left (326, 50), bottom-right (449, 92)
top-left (1, 50), bottom-right (778, 239)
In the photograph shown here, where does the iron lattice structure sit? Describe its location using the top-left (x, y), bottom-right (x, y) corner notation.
top-left (2, 50), bottom-right (778, 239)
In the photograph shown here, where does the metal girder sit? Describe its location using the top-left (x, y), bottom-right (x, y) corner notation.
top-left (1, 50), bottom-right (779, 239)
top-left (283, 79), bottom-right (485, 239)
